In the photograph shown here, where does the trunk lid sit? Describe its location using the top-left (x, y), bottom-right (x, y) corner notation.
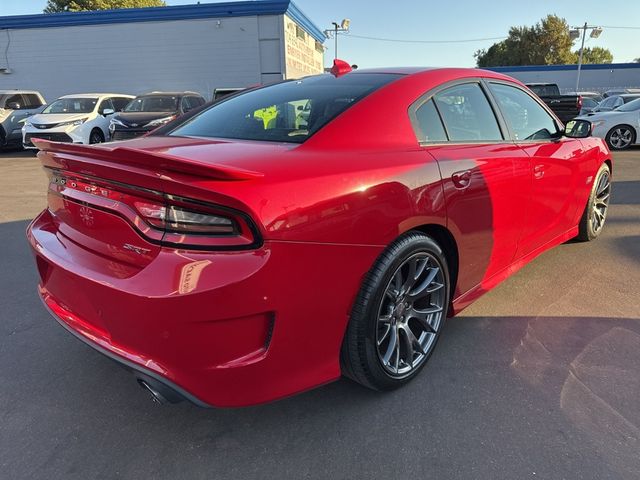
top-left (35, 136), bottom-right (277, 268)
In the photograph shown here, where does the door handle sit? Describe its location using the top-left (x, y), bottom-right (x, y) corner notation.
top-left (534, 165), bottom-right (545, 179)
top-left (452, 169), bottom-right (472, 189)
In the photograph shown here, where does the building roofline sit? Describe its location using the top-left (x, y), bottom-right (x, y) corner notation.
top-left (487, 62), bottom-right (640, 72)
top-left (0, 0), bottom-right (326, 42)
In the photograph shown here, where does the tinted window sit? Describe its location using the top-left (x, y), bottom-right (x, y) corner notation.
top-left (23, 94), bottom-right (43, 108)
top-left (111, 97), bottom-right (131, 111)
top-left (125, 95), bottom-right (178, 112)
top-left (490, 83), bottom-right (559, 141)
top-left (433, 83), bottom-right (502, 142)
top-left (43, 97), bottom-right (98, 114)
top-left (582, 98), bottom-right (597, 109)
top-left (98, 98), bottom-right (114, 114)
top-left (5, 94), bottom-right (24, 109)
top-left (181, 96), bottom-right (201, 113)
top-left (527, 84), bottom-right (560, 97)
top-left (415, 99), bottom-right (447, 142)
top-left (616, 98), bottom-right (640, 112)
top-left (622, 95), bottom-right (640, 105)
top-left (171, 74), bottom-right (400, 144)
top-left (596, 97), bottom-right (617, 110)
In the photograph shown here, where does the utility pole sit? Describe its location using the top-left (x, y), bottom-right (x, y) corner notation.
top-left (575, 22), bottom-right (587, 92)
top-left (324, 19), bottom-right (351, 61)
top-left (570, 23), bottom-right (603, 92)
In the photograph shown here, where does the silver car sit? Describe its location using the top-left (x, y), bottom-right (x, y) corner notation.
top-left (0, 90), bottom-right (46, 149)
top-left (577, 97), bottom-right (640, 150)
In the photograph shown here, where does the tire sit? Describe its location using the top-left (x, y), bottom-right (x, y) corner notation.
top-left (576, 163), bottom-right (612, 242)
top-left (605, 125), bottom-right (636, 150)
top-left (89, 129), bottom-right (105, 144)
top-left (341, 232), bottom-right (450, 391)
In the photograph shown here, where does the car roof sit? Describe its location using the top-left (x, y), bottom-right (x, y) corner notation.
top-left (620, 93), bottom-right (640, 98)
top-left (59, 93), bottom-right (134, 98)
top-left (0, 89), bottom-right (43, 95)
top-left (141, 91), bottom-right (202, 97)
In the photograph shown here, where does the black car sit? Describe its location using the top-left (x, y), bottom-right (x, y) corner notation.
top-left (109, 91), bottom-right (206, 141)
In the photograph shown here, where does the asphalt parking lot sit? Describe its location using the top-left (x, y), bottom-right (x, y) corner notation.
top-left (0, 148), bottom-right (639, 479)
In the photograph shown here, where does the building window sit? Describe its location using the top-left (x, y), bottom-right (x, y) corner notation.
top-left (315, 40), bottom-right (324, 53)
top-left (295, 25), bottom-right (306, 40)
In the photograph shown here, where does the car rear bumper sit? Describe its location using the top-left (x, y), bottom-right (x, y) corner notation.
top-left (27, 209), bottom-right (382, 406)
top-left (39, 290), bottom-right (211, 406)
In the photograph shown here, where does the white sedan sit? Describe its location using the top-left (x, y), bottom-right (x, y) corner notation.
top-left (22, 93), bottom-right (133, 149)
top-left (577, 98), bottom-right (640, 150)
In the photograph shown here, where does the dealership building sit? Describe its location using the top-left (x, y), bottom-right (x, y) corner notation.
top-left (0, 0), bottom-right (325, 102)
top-left (488, 63), bottom-right (640, 93)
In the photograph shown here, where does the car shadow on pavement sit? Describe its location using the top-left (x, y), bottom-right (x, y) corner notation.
top-left (611, 180), bottom-right (640, 205)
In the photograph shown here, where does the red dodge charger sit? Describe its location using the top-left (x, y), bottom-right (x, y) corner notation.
top-left (27, 65), bottom-right (612, 407)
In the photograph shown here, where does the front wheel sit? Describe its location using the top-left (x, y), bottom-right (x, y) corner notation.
top-left (341, 232), bottom-right (450, 391)
top-left (576, 163), bottom-right (611, 242)
top-left (89, 129), bottom-right (105, 144)
top-left (605, 125), bottom-right (636, 150)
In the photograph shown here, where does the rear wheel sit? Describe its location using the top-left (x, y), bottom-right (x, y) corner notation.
top-left (89, 129), bottom-right (105, 144)
top-left (576, 163), bottom-right (611, 241)
top-left (341, 232), bottom-right (450, 391)
top-left (605, 125), bottom-right (635, 150)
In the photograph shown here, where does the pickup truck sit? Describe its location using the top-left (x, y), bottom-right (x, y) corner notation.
top-left (525, 83), bottom-right (582, 124)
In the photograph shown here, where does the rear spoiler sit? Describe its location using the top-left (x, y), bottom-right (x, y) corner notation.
top-left (32, 139), bottom-right (264, 181)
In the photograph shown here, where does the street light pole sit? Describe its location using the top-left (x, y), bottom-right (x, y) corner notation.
top-left (571, 23), bottom-right (603, 92)
top-left (332, 22), bottom-right (339, 60)
top-left (324, 19), bottom-right (350, 61)
top-left (575, 22), bottom-right (587, 92)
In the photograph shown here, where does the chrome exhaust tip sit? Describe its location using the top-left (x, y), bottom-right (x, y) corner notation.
top-left (137, 378), bottom-right (169, 405)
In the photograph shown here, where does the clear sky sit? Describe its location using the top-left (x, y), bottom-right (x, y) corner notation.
top-left (2, 0), bottom-right (639, 67)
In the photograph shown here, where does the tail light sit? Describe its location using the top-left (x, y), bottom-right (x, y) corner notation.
top-left (133, 202), bottom-right (236, 234)
top-left (48, 170), bottom-right (261, 250)
top-left (577, 95), bottom-right (583, 110)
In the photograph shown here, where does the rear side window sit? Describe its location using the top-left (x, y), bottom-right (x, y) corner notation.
top-left (23, 94), bottom-right (44, 108)
top-left (414, 99), bottom-right (447, 142)
top-left (433, 83), bottom-right (503, 142)
top-left (111, 97), bottom-right (131, 111)
top-left (5, 94), bottom-right (24, 109)
top-left (98, 98), bottom-right (114, 114)
top-left (170, 73), bottom-right (401, 144)
top-left (489, 83), bottom-right (559, 141)
top-left (181, 96), bottom-right (202, 113)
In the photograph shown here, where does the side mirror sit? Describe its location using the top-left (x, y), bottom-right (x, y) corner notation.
top-left (102, 108), bottom-right (115, 116)
top-left (565, 119), bottom-right (592, 139)
top-left (6, 102), bottom-right (21, 110)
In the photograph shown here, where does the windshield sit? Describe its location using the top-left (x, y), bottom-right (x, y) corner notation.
top-left (615, 98), bottom-right (640, 112)
top-left (124, 96), bottom-right (179, 112)
top-left (42, 97), bottom-right (97, 114)
top-left (169, 73), bottom-right (401, 144)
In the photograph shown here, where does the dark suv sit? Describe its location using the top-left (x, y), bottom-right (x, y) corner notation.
top-left (109, 91), bottom-right (206, 141)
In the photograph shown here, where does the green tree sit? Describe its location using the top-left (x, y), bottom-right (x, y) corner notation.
top-left (475, 14), bottom-right (613, 67)
top-left (578, 47), bottom-right (613, 64)
top-left (44, 0), bottom-right (166, 13)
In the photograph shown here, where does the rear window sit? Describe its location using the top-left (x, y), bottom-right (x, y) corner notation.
top-left (43, 98), bottom-right (97, 114)
top-left (125, 95), bottom-right (178, 113)
top-left (170, 73), bottom-right (401, 144)
top-left (527, 84), bottom-right (560, 97)
top-left (615, 98), bottom-right (640, 112)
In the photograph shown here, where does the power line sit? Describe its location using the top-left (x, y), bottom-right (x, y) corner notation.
top-left (346, 34), bottom-right (507, 44)
top-left (600, 25), bottom-right (640, 30)
top-left (344, 25), bottom-right (640, 44)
